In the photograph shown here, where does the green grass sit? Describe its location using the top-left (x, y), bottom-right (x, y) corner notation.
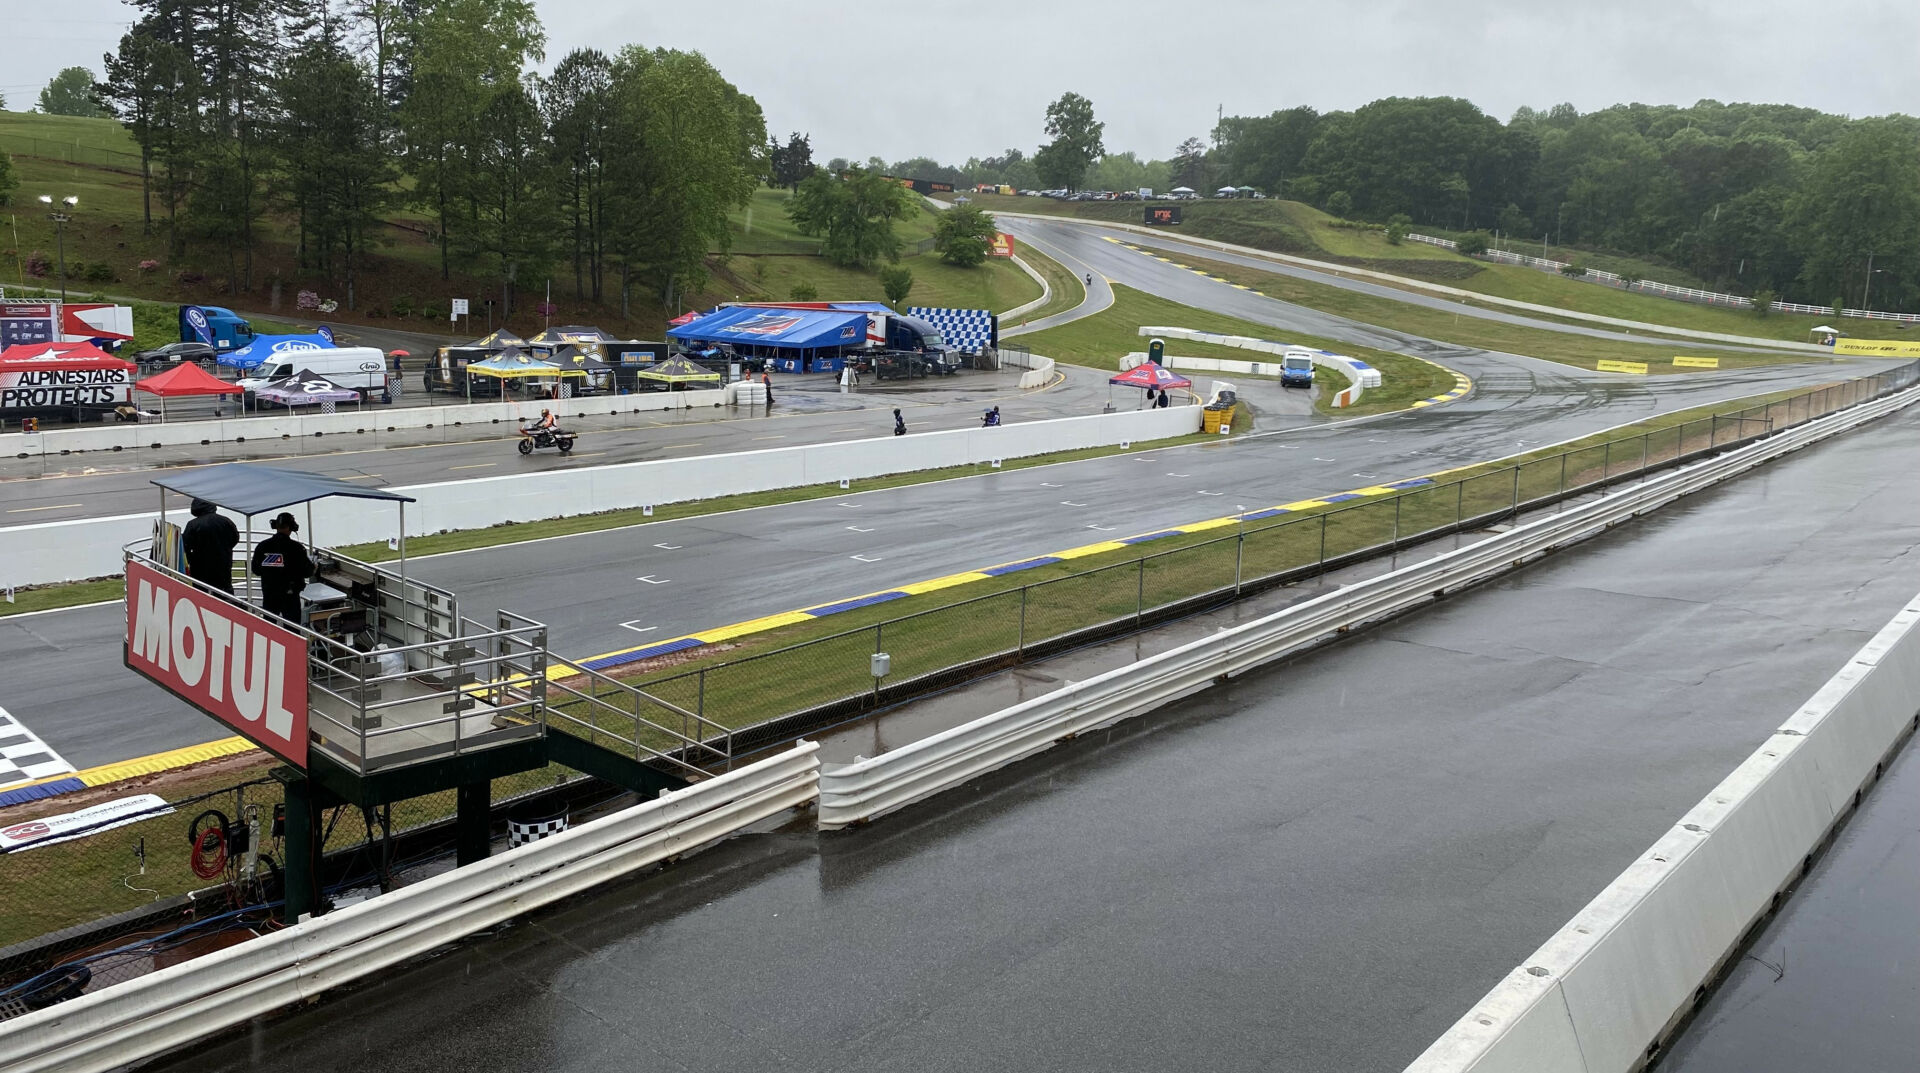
top-left (1163, 252), bottom-right (1819, 372)
top-left (1449, 262), bottom-right (1852, 344)
top-left (1005, 238), bottom-right (1085, 327)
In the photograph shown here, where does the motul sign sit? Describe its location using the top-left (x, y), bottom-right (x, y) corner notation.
top-left (124, 559), bottom-right (309, 767)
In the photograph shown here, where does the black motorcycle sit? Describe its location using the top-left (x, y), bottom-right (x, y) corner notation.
top-left (517, 424), bottom-right (577, 455)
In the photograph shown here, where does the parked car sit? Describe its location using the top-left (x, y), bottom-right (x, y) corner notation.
top-left (133, 341), bottom-right (218, 366)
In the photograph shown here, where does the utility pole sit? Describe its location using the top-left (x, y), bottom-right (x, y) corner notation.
top-left (38, 194), bottom-right (78, 302)
top-left (1861, 251), bottom-right (1876, 311)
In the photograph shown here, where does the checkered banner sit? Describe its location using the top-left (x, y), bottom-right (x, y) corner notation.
top-left (908, 307), bottom-right (998, 352)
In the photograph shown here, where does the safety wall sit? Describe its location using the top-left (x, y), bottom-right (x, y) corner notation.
top-left (1000, 347), bottom-right (1057, 389)
top-left (2, 405), bottom-right (1200, 586)
top-left (1404, 589), bottom-right (1920, 1073)
top-left (0, 390), bottom-right (727, 458)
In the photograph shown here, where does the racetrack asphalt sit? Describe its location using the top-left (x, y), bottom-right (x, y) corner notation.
top-left (0, 226), bottom-right (1887, 775)
top-left (139, 369), bottom-right (1920, 1073)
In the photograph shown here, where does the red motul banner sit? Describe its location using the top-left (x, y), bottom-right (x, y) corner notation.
top-left (990, 232), bottom-right (1015, 257)
top-left (124, 559), bottom-right (309, 768)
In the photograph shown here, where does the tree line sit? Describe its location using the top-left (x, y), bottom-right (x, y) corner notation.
top-left (90, 0), bottom-right (772, 318)
top-left (910, 94), bottom-right (1920, 311)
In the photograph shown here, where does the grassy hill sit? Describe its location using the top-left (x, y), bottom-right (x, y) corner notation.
top-left (952, 191), bottom-right (1866, 346)
top-left (0, 111), bottom-right (1033, 341)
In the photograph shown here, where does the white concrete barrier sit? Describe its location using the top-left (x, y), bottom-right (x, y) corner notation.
top-left (1000, 347), bottom-right (1057, 389)
top-left (999, 254), bottom-right (1053, 322)
top-left (1, 406), bottom-right (1201, 586)
top-left (816, 385), bottom-right (1920, 830)
top-left (0, 743), bottom-right (821, 1073)
top-left (0, 390), bottom-right (726, 458)
top-left (1136, 326), bottom-right (1379, 407)
top-left (1404, 591), bottom-right (1920, 1073)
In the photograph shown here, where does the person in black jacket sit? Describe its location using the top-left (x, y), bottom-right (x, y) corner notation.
top-left (892, 409), bottom-right (906, 436)
top-left (182, 499), bottom-right (239, 594)
top-left (251, 512), bottom-right (316, 623)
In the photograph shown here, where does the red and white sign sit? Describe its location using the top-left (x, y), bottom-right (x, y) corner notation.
top-left (990, 232), bottom-right (1016, 257)
top-left (124, 559), bottom-right (309, 767)
top-left (0, 794), bottom-right (173, 852)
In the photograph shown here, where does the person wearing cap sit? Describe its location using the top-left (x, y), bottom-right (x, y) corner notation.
top-left (251, 512), bottom-right (316, 623)
top-left (182, 499), bottom-right (239, 594)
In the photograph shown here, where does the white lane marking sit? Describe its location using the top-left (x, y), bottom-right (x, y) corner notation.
top-left (662, 443), bottom-right (703, 451)
top-left (1166, 472), bottom-right (1190, 478)
top-left (1197, 490), bottom-right (1223, 496)
top-left (341, 474), bottom-right (384, 480)
top-left (1314, 457), bottom-right (1335, 462)
top-left (850, 554), bottom-right (883, 563)
top-left (1087, 524), bottom-right (1116, 531)
top-left (1040, 482), bottom-right (1061, 488)
top-left (1354, 473), bottom-right (1377, 479)
top-left (752, 435), bottom-right (785, 441)
top-left (846, 525), bottom-right (874, 533)
top-left (450, 463), bottom-right (494, 471)
top-left (634, 575), bottom-right (670, 585)
top-left (0, 704), bottom-right (77, 791)
top-left (652, 542), bottom-right (682, 550)
top-left (839, 501), bottom-right (860, 508)
top-left (1277, 444), bottom-right (1299, 450)
top-left (1061, 500), bottom-right (1086, 507)
top-left (618, 622), bottom-right (658, 634)
top-left (5, 503), bottom-right (83, 513)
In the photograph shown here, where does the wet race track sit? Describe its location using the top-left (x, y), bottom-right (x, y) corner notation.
top-left (145, 374), bottom-right (1920, 1073)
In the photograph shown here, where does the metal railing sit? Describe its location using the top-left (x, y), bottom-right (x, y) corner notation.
top-left (612, 363), bottom-right (1920, 749)
top-left (545, 662), bottom-right (734, 778)
top-left (1407, 232), bottom-right (1920, 323)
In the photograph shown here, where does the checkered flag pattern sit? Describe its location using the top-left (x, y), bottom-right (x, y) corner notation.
top-left (507, 814), bottom-right (570, 848)
top-left (0, 706), bottom-right (75, 791)
top-left (907, 307), bottom-right (997, 353)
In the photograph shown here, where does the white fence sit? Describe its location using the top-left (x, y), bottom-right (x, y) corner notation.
top-left (999, 346), bottom-right (1057, 389)
top-left (1130, 326), bottom-right (1380, 406)
top-left (0, 390), bottom-right (727, 458)
top-left (816, 384), bottom-right (1920, 829)
top-left (1403, 590), bottom-right (1920, 1073)
top-left (1407, 232), bottom-right (1919, 324)
top-left (1, 406), bottom-right (1201, 587)
top-left (0, 742), bottom-right (820, 1073)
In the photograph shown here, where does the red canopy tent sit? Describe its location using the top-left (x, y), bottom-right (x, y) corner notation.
top-left (667, 310), bottom-right (704, 327)
top-left (1108, 363), bottom-right (1192, 390)
top-left (0, 341), bottom-right (135, 373)
top-left (136, 361), bottom-right (238, 422)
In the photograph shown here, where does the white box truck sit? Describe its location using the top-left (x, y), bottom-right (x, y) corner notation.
top-left (235, 346), bottom-right (390, 398)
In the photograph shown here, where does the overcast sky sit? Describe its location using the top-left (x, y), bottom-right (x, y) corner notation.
top-left (10, 0), bottom-right (1918, 165)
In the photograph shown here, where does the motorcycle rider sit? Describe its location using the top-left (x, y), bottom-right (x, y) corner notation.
top-left (982, 406), bottom-right (1001, 427)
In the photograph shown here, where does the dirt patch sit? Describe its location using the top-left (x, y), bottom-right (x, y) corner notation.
top-left (0, 751), bottom-right (275, 825)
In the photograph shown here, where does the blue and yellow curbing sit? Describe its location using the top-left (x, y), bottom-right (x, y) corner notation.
top-left (0, 736), bottom-right (255, 809)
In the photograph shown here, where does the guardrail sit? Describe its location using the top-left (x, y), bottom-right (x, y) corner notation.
top-left (816, 383), bottom-right (1920, 828)
top-left (1403, 591), bottom-right (1920, 1073)
top-left (1406, 232), bottom-right (1920, 325)
top-left (0, 742), bottom-right (820, 1073)
top-left (999, 254), bottom-right (1053, 322)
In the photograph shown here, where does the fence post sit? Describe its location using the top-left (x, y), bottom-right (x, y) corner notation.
top-left (1392, 495), bottom-right (1402, 550)
top-left (1319, 511), bottom-right (1329, 567)
top-left (1510, 465), bottom-right (1520, 513)
top-left (1018, 585), bottom-right (1027, 657)
top-left (1136, 559), bottom-right (1145, 626)
top-left (872, 623), bottom-right (884, 704)
top-left (1456, 478), bottom-right (1464, 525)
top-left (1603, 439), bottom-right (1612, 479)
top-left (1640, 432), bottom-right (1649, 479)
top-left (1558, 451), bottom-right (1568, 505)
top-left (697, 668), bottom-right (706, 727)
top-left (1235, 520), bottom-right (1245, 595)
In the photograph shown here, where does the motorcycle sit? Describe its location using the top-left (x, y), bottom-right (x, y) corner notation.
top-left (517, 424), bottom-right (577, 455)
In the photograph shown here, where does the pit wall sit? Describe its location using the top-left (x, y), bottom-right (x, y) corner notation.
top-left (2, 406), bottom-right (1201, 587)
top-left (0, 391), bottom-right (728, 459)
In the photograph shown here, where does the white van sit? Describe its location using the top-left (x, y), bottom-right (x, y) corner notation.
top-left (236, 346), bottom-right (389, 397)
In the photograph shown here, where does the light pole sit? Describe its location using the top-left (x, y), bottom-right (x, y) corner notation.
top-left (38, 195), bottom-right (78, 302)
top-left (1861, 252), bottom-right (1887, 312)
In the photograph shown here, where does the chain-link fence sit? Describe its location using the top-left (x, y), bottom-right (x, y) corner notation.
top-left (0, 133), bottom-right (145, 175)
top-left (612, 363), bottom-right (1920, 753)
top-left (0, 762), bottom-right (590, 1015)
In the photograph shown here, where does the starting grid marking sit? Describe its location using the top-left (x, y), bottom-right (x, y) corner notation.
top-left (0, 706), bottom-right (74, 793)
top-left (1101, 235), bottom-right (1478, 409)
top-left (567, 470), bottom-right (1444, 676)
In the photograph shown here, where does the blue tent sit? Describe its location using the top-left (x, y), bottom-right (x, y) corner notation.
top-left (219, 333), bottom-right (336, 370)
top-left (667, 307), bottom-right (869, 350)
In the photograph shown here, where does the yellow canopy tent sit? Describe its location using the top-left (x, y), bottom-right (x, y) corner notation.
top-left (635, 354), bottom-right (722, 385)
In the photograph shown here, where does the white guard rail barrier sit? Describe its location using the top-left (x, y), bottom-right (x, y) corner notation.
top-left (0, 390), bottom-right (726, 458)
top-left (816, 384), bottom-right (1920, 829)
top-left (998, 254), bottom-right (1053, 323)
top-left (2, 405), bottom-right (1200, 586)
top-left (1403, 591), bottom-right (1920, 1073)
top-left (1129, 326), bottom-right (1377, 407)
top-left (989, 210), bottom-right (1830, 354)
top-left (999, 346), bottom-right (1057, 389)
top-left (0, 742), bottom-right (820, 1073)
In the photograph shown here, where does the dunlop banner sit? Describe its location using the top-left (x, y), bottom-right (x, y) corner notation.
top-left (1596, 359), bottom-right (1649, 374)
top-left (1672, 356), bottom-right (1721, 368)
top-left (1833, 338), bottom-right (1920, 357)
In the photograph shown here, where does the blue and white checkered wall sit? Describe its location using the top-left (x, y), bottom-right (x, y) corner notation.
top-left (908, 307), bottom-right (998, 352)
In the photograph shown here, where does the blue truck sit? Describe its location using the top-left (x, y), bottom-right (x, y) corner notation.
top-left (1281, 347), bottom-right (1316, 389)
top-left (179, 305), bottom-right (256, 352)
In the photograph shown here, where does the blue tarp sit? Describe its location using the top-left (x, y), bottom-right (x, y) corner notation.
top-left (219, 333), bottom-right (336, 369)
top-left (668, 307), bottom-right (869, 350)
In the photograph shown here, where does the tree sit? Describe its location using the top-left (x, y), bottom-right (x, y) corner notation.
top-left (100, 21), bottom-right (201, 251)
top-left (1171, 136), bottom-right (1208, 191)
top-left (1788, 118), bottom-right (1920, 309)
top-left (462, 80), bottom-right (555, 318)
top-left (789, 280), bottom-right (818, 301)
top-left (0, 149), bottom-right (15, 207)
top-left (785, 167), bottom-right (915, 269)
top-left (1456, 231), bottom-right (1491, 256)
top-left (1751, 287), bottom-right (1777, 316)
top-left (768, 131), bottom-right (814, 189)
top-left (39, 66), bottom-right (107, 117)
top-left (1325, 190), bottom-right (1352, 218)
top-left (1386, 213), bottom-right (1410, 244)
top-left (274, 36), bottom-right (396, 310)
top-left (1039, 92), bottom-right (1104, 191)
top-left (879, 265), bottom-right (913, 308)
top-left (544, 48), bottom-right (614, 300)
top-left (933, 203), bottom-right (996, 266)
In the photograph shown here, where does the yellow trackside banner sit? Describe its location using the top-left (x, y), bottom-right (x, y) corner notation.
top-left (1834, 338), bottom-right (1920, 357)
top-left (1672, 356), bottom-right (1721, 368)
top-left (1597, 359), bottom-right (1649, 374)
